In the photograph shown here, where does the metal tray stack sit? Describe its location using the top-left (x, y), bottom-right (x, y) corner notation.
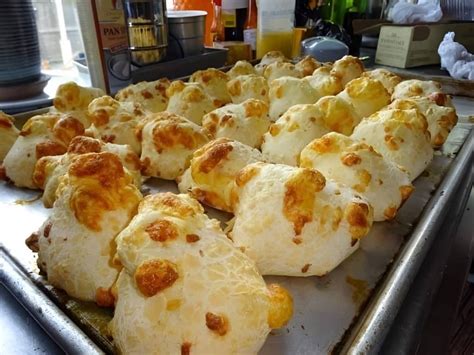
top-left (0, 111), bottom-right (472, 354)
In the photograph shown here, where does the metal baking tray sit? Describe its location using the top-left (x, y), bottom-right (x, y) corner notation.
top-left (0, 110), bottom-right (472, 354)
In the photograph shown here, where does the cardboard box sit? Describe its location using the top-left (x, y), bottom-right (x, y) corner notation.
top-left (375, 23), bottom-right (474, 68)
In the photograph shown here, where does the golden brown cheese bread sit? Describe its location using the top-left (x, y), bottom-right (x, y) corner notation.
top-left (53, 82), bottom-right (105, 127)
top-left (351, 109), bottom-right (433, 181)
top-left (261, 104), bottom-right (330, 166)
top-left (330, 55), bottom-right (365, 86)
top-left (111, 192), bottom-right (293, 355)
top-left (263, 61), bottom-right (303, 83)
top-left (337, 77), bottom-right (391, 119)
top-left (315, 95), bottom-right (362, 135)
top-left (0, 111), bottom-right (19, 162)
top-left (177, 138), bottom-right (266, 212)
top-left (254, 50), bottom-right (289, 75)
top-left (115, 78), bottom-right (170, 113)
top-left (227, 74), bottom-right (269, 104)
top-left (230, 163), bottom-right (373, 276)
top-left (306, 66), bottom-right (344, 98)
top-left (34, 136), bottom-right (142, 208)
top-left (3, 113), bottom-right (85, 188)
top-left (37, 152), bottom-right (142, 305)
top-left (392, 79), bottom-right (442, 101)
top-left (227, 60), bottom-right (256, 79)
top-left (300, 132), bottom-right (413, 221)
top-left (140, 112), bottom-right (209, 180)
top-left (295, 55), bottom-right (321, 77)
top-left (87, 96), bottom-right (148, 154)
top-left (189, 68), bottom-right (231, 107)
top-left (166, 81), bottom-right (217, 125)
top-left (202, 99), bottom-right (271, 148)
top-left (268, 76), bottom-right (320, 121)
top-left (361, 69), bottom-right (401, 95)
top-left (387, 97), bottom-right (458, 147)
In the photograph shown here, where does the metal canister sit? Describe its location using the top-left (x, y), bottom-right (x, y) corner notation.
top-left (123, 0), bottom-right (168, 66)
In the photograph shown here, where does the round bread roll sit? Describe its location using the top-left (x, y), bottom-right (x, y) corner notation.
top-left (0, 112), bottom-right (19, 162)
top-left (295, 55), bottom-right (321, 77)
top-left (268, 76), bottom-right (320, 121)
top-left (330, 55), bottom-right (365, 87)
top-left (361, 69), bottom-right (401, 95)
top-left (306, 66), bottom-right (344, 97)
top-left (140, 112), bottom-right (209, 180)
top-left (261, 104), bottom-right (330, 166)
top-left (337, 77), bottom-right (391, 119)
top-left (391, 79), bottom-right (442, 101)
top-left (202, 99), bottom-right (271, 148)
top-left (166, 81), bottom-right (217, 125)
top-left (177, 138), bottom-right (265, 212)
top-left (34, 136), bottom-right (142, 208)
top-left (387, 97), bottom-right (457, 147)
top-left (3, 113), bottom-right (85, 188)
top-left (254, 50), bottom-right (289, 75)
top-left (87, 96), bottom-right (148, 154)
top-left (263, 62), bottom-right (302, 83)
top-left (227, 74), bottom-right (269, 104)
top-left (230, 163), bottom-right (373, 276)
top-left (53, 81), bottom-right (104, 114)
top-left (111, 192), bottom-right (293, 355)
top-left (300, 132), bottom-right (414, 221)
top-left (189, 68), bottom-right (231, 107)
top-left (351, 109), bottom-right (433, 181)
top-left (37, 152), bottom-right (142, 305)
top-left (315, 95), bottom-right (362, 135)
top-left (115, 78), bottom-right (170, 113)
top-left (227, 60), bottom-right (256, 79)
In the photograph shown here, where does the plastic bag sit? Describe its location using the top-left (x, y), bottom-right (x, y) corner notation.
top-left (438, 32), bottom-right (474, 80)
top-left (387, 0), bottom-right (443, 24)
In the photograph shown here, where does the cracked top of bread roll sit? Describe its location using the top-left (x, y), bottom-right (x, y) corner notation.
top-left (230, 162), bottom-right (373, 276)
top-left (227, 60), bottom-right (256, 79)
top-left (300, 132), bottom-right (413, 221)
top-left (263, 61), bottom-right (303, 83)
top-left (268, 76), bottom-right (320, 121)
top-left (306, 66), bottom-right (344, 98)
top-left (315, 95), bottom-right (362, 135)
top-left (37, 152), bottom-right (142, 305)
top-left (189, 68), bottom-right (231, 107)
top-left (387, 97), bottom-right (457, 147)
top-left (330, 55), bottom-right (365, 86)
top-left (34, 136), bottom-right (141, 208)
top-left (0, 111), bottom-right (19, 162)
top-left (337, 77), bottom-right (391, 119)
top-left (261, 104), bottom-right (330, 166)
top-left (227, 74), bottom-right (269, 104)
top-left (166, 81), bottom-right (217, 125)
top-left (3, 113), bottom-right (85, 188)
top-left (111, 192), bottom-right (292, 355)
top-left (391, 79), bottom-right (442, 101)
top-left (295, 55), bottom-right (321, 77)
top-left (202, 99), bottom-right (271, 148)
top-left (87, 95), bottom-right (147, 154)
top-left (115, 78), bottom-right (170, 113)
top-left (53, 82), bottom-right (104, 125)
top-left (361, 68), bottom-right (401, 95)
top-left (178, 138), bottom-right (265, 212)
top-left (351, 108), bottom-right (433, 180)
top-left (140, 112), bottom-right (209, 180)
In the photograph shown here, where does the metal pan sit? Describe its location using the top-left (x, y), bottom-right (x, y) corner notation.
top-left (0, 112), bottom-right (472, 354)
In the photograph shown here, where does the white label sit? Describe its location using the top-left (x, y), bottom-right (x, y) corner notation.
top-left (243, 28), bottom-right (257, 50)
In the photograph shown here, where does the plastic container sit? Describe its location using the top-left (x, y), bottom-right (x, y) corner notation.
top-left (256, 0), bottom-right (296, 58)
